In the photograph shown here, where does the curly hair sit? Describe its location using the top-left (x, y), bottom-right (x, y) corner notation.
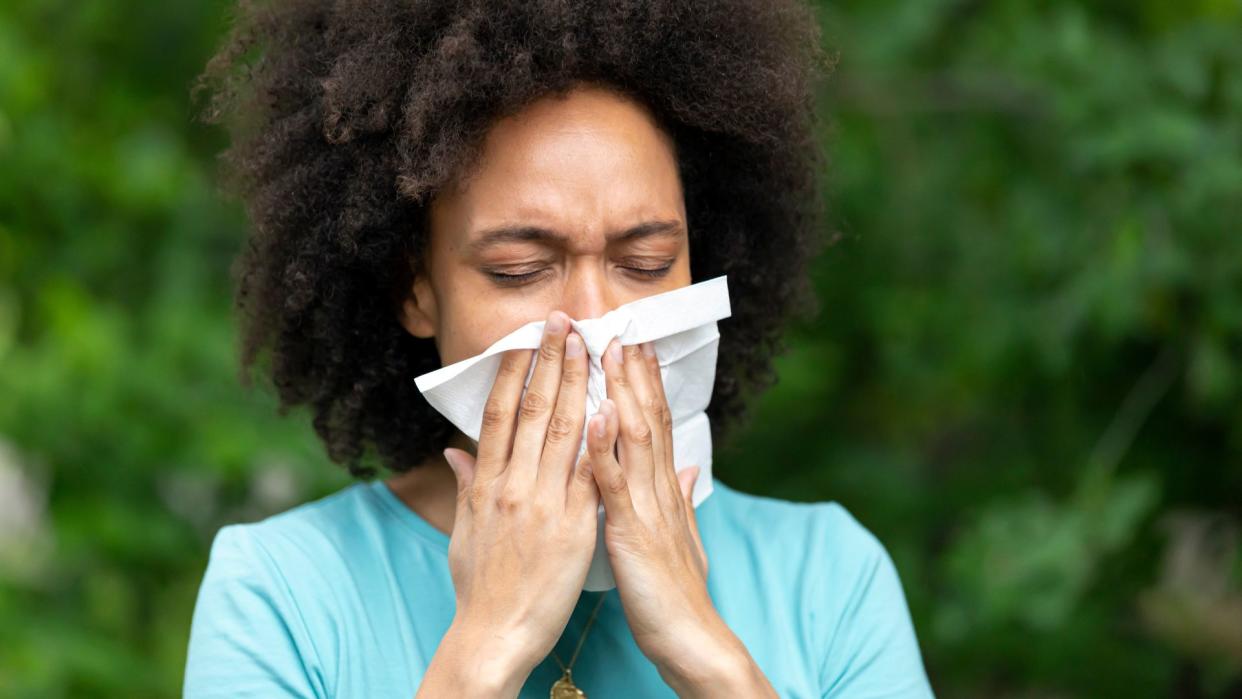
top-left (193, 0), bottom-right (832, 479)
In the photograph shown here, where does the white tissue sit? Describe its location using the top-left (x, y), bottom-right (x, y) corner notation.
top-left (413, 275), bottom-right (731, 590)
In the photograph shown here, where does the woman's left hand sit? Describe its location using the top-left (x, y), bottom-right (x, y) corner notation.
top-left (583, 339), bottom-right (774, 696)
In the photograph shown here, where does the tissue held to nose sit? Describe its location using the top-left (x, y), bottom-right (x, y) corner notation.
top-left (414, 275), bottom-right (730, 590)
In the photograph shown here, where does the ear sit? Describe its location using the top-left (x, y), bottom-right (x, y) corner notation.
top-left (398, 273), bottom-right (438, 339)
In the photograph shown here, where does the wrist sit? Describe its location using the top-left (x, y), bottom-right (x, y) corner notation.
top-left (652, 624), bottom-right (774, 698)
top-left (420, 620), bottom-right (537, 697)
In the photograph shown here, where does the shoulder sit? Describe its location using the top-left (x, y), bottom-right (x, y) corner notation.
top-left (702, 478), bottom-right (888, 572)
top-left (194, 479), bottom-right (383, 597)
top-left (194, 481), bottom-right (396, 620)
top-left (193, 487), bottom-right (343, 603)
top-left (215, 481), bottom-right (381, 556)
top-left (702, 479), bottom-right (934, 697)
top-left (703, 479), bottom-right (902, 608)
top-left (184, 483), bottom-right (385, 697)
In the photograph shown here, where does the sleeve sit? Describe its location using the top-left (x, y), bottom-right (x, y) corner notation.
top-left (183, 524), bottom-right (327, 699)
top-left (816, 504), bottom-right (935, 699)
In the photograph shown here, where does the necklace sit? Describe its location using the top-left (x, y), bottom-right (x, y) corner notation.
top-left (548, 591), bottom-right (609, 698)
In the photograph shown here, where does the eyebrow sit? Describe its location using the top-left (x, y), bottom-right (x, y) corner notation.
top-left (468, 219), bottom-right (685, 252)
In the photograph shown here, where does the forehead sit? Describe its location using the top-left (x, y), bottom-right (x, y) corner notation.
top-left (433, 85), bottom-right (686, 243)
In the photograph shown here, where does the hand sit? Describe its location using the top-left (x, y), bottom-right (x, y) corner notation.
top-left (434, 310), bottom-right (601, 683)
top-left (586, 339), bottom-right (722, 669)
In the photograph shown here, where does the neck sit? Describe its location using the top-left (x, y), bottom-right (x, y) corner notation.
top-left (384, 431), bottom-right (474, 537)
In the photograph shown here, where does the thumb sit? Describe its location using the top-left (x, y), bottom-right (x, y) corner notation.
top-left (443, 448), bottom-right (476, 499)
top-left (677, 465), bottom-right (701, 506)
top-left (677, 465), bottom-right (708, 575)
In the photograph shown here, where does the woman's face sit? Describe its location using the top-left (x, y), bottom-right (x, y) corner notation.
top-left (400, 84), bottom-right (692, 365)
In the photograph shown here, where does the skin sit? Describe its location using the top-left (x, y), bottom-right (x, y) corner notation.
top-left (393, 83), bottom-right (776, 698)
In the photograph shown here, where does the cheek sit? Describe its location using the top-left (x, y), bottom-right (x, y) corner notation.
top-left (434, 289), bottom-right (546, 365)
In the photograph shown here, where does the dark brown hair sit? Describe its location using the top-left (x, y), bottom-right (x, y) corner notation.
top-left (194, 0), bottom-right (832, 478)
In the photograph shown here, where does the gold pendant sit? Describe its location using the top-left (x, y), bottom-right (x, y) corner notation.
top-left (550, 671), bottom-right (586, 698)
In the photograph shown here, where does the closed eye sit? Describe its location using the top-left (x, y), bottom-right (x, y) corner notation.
top-left (625, 264), bottom-right (673, 278)
top-left (485, 269), bottom-right (547, 286)
top-left (483, 264), bottom-right (673, 287)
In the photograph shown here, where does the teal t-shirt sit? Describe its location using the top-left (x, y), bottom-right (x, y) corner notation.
top-left (183, 477), bottom-right (934, 697)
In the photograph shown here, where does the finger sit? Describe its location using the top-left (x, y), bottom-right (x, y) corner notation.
top-left (629, 341), bottom-right (678, 508)
top-left (677, 465), bottom-right (708, 575)
top-left (508, 310), bottom-right (571, 491)
top-left (539, 331), bottom-right (588, 494)
top-left (602, 337), bottom-right (658, 515)
top-left (587, 400), bottom-right (636, 527)
top-left (566, 418), bottom-right (602, 516)
top-left (445, 447), bottom-right (478, 496)
top-left (640, 341), bottom-right (670, 412)
top-left (476, 348), bottom-right (535, 479)
top-left (444, 447), bottom-right (479, 532)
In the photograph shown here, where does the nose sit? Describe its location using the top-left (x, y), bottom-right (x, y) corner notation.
top-left (560, 265), bottom-right (615, 321)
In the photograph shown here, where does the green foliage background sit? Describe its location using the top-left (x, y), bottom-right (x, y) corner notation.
top-left (1, 0), bottom-right (1239, 696)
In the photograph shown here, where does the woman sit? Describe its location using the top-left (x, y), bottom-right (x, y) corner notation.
top-left (185, 0), bottom-right (933, 696)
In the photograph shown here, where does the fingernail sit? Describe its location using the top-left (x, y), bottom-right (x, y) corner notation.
top-left (546, 311), bottom-right (566, 334)
top-left (607, 338), bottom-right (623, 365)
top-left (641, 341), bottom-right (655, 358)
top-left (592, 414), bottom-right (606, 439)
top-left (565, 332), bottom-right (583, 358)
top-left (599, 399), bottom-right (614, 417)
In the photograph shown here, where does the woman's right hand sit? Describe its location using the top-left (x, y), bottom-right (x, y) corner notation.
top-left (430, 310), bottom-right (606, 692)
